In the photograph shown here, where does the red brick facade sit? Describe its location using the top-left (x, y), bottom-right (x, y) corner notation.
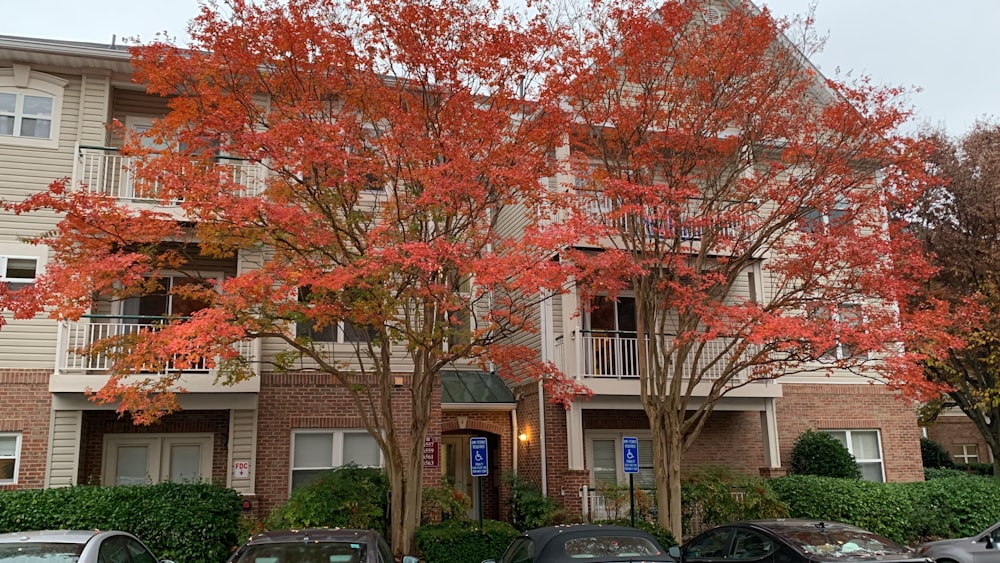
top-left (776, 383), bottom-right (924, 482)
top-left (923, 414), bottom-right (993, 465)
top-left (0, 370), bottom-right (51, 490)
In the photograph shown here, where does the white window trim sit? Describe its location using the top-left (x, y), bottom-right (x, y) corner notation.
top-left (823, 429), bottom-right (885, 482)
top-left (0, 432), bottom-right (22, 485)
top-left (955, 444), bottom-right (980, 464)
top-left (113, 270), bottom-right (224, 318)
top-left (102, 433), bottom-right (213, 486)
top-left (289, 429), bottom-right (383, 493)
top-left (0, 65), bottom-right (66, 149)
top-left (0, 255), bottom-right (39, 289)
top-left (584, 430), bottom-right (653, 487)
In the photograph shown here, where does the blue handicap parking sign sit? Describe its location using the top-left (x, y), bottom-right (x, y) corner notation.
top-left (623, 436), bottom-right (639, 474)
top-left (470, 437), bottom-right (489, 477)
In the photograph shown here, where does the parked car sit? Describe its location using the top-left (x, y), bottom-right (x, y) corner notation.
top-left (227, 528), bottom-right (417, 563)
top-left (669, 520), bottom-right (933, 563)
top-left (0, 529), bottom-right (173, 563)
top-left (917, 521), bottom-right (1000, 563)
top-left (483, 523), bottom-right (674, 563)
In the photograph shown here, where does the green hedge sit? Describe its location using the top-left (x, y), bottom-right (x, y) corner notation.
top-left (0, 483), bottom-right (242, 562)
top-left (768, 474), bottom-right (1000, 544)
top-left (266, 465), bottom-right (389, 533)
top-left (414, 519), bottom-right (519, 563)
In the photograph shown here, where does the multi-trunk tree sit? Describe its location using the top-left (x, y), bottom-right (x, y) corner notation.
top-left (554, 0), bottom-right (936, 536)
top-left (0, 0), bottom-right (587, 555)
top-left (911, 123), bottom-right (1000, 477)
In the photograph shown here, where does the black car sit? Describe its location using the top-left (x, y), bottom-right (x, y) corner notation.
top-left (484, 523), bottom-right (674, 563)
top-left (669, 520), bottom-right (934, 563)
top-left (226, 528), bottom-right (417, 563)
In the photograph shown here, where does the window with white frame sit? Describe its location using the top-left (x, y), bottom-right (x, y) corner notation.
top-left (586, 432), bottom-right (655, 489)
top-left (823, 429), bottom-right (884, 482)
top-left (291, 430), bottom-right (381, 490)
top-left (0, 256), bottom-right (38, 292)
top-left (0, 433), bottom-right (21, 485)
top-left (102, 434), bottom-right (213, 486)
top-left (954, 444), bottom-right (979, 464)
top-left (799, 195), bottom-right (850, 233)
top-left (0, 65), bottom-right (65, 149)
top-left (295, 287), bottom-right (376, 344)
top-left (807, 301), bottom-right (866, 361)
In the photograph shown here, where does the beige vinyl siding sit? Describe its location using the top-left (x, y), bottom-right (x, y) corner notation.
top-left (0, 316), bottom-right (58, 368)
top-left (46, 409), bottom-right (82, 488)
top-left (228, 409), bottom-right (257, 493)
top-left (78, 74), bottom-right (112, 147)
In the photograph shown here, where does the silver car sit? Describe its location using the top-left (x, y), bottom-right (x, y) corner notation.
top-left (0, 530), bottom-right (173, 563)
top-left (918, 522), bottom-right (1000, 563)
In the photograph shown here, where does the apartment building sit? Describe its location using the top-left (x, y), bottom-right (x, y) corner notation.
top-left (0, 21), bottom-right (926, 523)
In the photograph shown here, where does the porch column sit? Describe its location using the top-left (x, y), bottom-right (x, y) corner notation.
top-left (45, 409), bottom-right (82, 488)
top-left (566, 399), bottom-right (584, 470)
top-left (760, 397), bottom-right (781, 468)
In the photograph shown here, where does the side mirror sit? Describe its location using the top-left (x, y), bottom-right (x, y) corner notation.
top-left (669, 546), bottom-right (682, 560)
top-left (403, 557), bottom-right (420, 563)
top-left (986, 537), bottom-right (995, 550)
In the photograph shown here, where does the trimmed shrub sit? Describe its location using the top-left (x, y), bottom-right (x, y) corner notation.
top-left (925, 467), bottom-right (970, 480)
top-left (414, 519), bottom-right (518, 563)
top-left (768, 474), bottom-right (1000, 544)
top-left (681, 467), bottom-right (788, 532)
top-left (266, 465), bottom-right (389, 533)
top-left (422, 479), bottom-right (472, 523)
top-left (920, 437), bottom-right (955, 468)
top-left (955, 462), bottom-right (994, 476)
top-left (0, 482), bottom-right (242, 562)
top-left (789, 430), bottom-right (861, 479)
top-left (503, 472), bottom-right (568, 530)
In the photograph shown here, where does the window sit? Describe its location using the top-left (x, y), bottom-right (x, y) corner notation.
top-left (823, 429), bottom-right (884, 482)
top-left (295, 287), bottom-right (376, 344)
top-left (0, 433), bottom-right (22, 485)
top-left (806, 301), bottom-right (866, 361)
top-left (102, 434), bottom-right (213, 485)
top-left (587, 432), bottom-right (654, 489)
top-left (799, 195), bottom-right (850, 233)
top-left (291, 430), bottom-right (381, 490)
top-left (0, 256), bottom-right (38, 291)
top-left (0, 65), bottom-right (65, 148)
top-left (955, 444), bottom-right (979, 464)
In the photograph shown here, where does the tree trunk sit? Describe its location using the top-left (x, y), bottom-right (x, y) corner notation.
top-left (386, 422), bottom-right (427, 558)
top-left (650, 407), bottom-right (685, 540)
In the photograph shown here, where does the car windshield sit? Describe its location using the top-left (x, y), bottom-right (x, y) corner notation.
top-left (0, 543), bottom-right (85, 562)
top-left (562, 535), bottom-right (662, 558)
top-left (781, 527), bottom-right (912, 559)
top-left (232, 541), bottom-right (366, 563)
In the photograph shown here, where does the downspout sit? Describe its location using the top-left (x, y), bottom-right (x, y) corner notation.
top-left (511, 409), bottom-right (518, 474)
top-left (539, 289), bottom-right (552, 495)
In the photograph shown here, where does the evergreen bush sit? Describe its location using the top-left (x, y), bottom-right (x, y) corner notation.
top-left (789, 430), bottom-right (861, 479)
top-left (414, 519), bottom-right (518, 563)
top-left (265, 464), bottom-right (389, 533)
top-left (920, 437), bottom-right (955, 468)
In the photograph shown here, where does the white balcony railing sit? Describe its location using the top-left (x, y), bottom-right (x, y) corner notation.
top-left (73, 145), bottom-right (266, 201)
top-left (579, 191), bottom-right (745, 241)
top-left (571, 330), bottom-right (751, 383)
top-left (55, 316), bottom-right (259, 377)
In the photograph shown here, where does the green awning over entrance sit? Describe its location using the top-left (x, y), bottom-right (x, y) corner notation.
top-left (440, 370), bottom-right (516, 404)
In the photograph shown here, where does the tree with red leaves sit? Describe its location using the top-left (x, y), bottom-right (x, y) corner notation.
top-left (554, 0), bottom-right (938, 536)
top-left (1, 0), bottom-right (587, 554)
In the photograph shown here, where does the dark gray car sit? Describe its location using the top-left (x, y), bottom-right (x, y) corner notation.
top-left (226, 528), bottom-right (418, 563)
top-left (0, 529), bottom-right (172, 563)
top-left (917, 522), bottom-right (1000, 563)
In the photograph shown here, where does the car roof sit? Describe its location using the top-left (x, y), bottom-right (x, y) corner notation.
top-left (735, 519), bottom-right (872, 535)
top-left (242, 528), bottom-right (379, 545)
top-left (0, 530), bottom-right (102, 544)
top-left (520, 524), bottom-right (660, 544)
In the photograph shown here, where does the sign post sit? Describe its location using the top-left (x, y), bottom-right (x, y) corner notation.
top-left (622, 436), bottom-right (639, 528)
top-left (470, 437), bottom-right (488, 528)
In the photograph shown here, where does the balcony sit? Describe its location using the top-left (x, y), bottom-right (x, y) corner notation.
top-left (72, 145), bottom-right (266, 203)
top-left (51, 315), bottom-right (261, 393)
top-left (553, 330), bottom-right (777, 397)
top-left (578, 191), bottom-right (747, 243)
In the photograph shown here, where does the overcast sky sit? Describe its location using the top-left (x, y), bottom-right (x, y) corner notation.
top-left (3, 1), bottom-right (996, 137)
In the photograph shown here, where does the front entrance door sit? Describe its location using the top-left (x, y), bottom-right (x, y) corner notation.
top-left (441, 435), bottom-right (478, 519)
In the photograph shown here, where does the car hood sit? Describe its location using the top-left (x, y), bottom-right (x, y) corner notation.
top-left (920, 537), bottom-right (976, 549)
